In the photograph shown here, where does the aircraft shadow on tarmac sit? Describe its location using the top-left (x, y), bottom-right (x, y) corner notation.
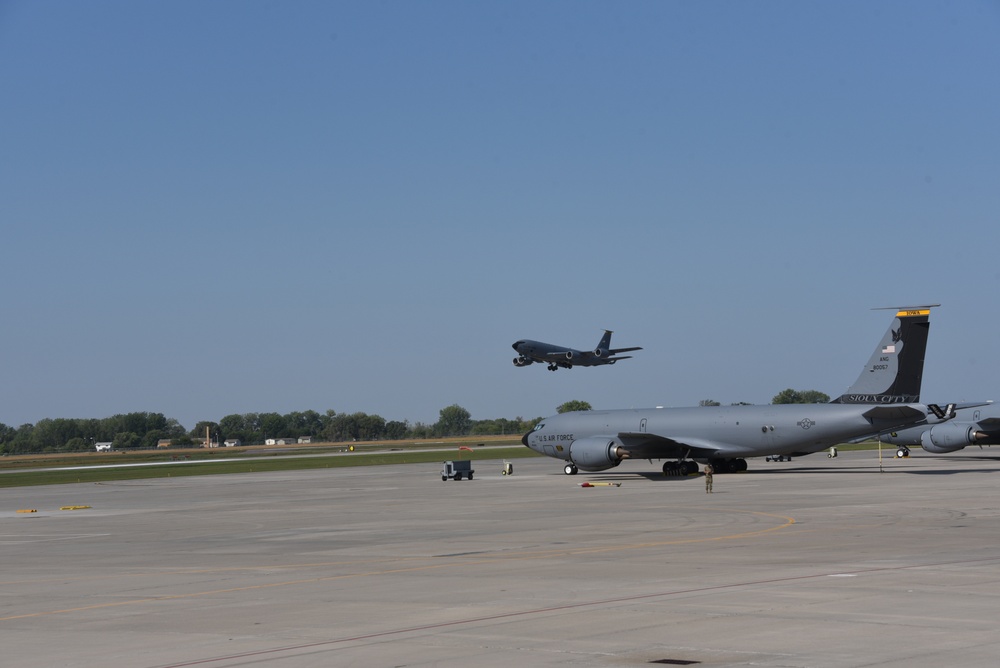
top-left (567, 471), bottom-right (732, 482)
top-left (895, 455), bottom-right (1000, 475)
top-left (560, 456), bottom-right (1000, 480)
top-left (759, 464), bottom-right (1000, 476)
top-left (752, 456), bottom-right (1000, 475)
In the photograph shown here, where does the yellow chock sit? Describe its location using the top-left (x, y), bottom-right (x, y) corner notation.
top-left (16, 509), bottom-right (38, 513)
top-left (59, 505), bottom-right (91, 511)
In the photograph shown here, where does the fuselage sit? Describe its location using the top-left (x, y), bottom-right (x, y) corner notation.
top-left (524, 404), bottom-right (930, 464)
top-left (512, 340), bottom-right (607, 367)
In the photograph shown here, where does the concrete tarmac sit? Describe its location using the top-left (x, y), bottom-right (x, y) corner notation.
top-left (3, 449), bottom-right (1000, 667)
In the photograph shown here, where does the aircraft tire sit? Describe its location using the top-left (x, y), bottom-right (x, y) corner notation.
top-left (564, 464), bottom-right (578, 475)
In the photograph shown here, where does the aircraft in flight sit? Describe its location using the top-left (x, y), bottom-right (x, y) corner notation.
top-left (522, 306), bottom-right (951, 475)
top-left (512, 330), bottom-right (642, 371)
top-left (879, 403), bottom-right (998, 458)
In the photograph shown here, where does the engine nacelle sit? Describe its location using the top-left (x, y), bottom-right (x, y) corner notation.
top-left (593, 348), bottom-right (607, 358)
top-left (568, 437), bottom-right (628, 471)
top-left (920, 423), bottom-right (982, 453)
top-left (565, 351), bottom-right (575, 361)
top-left (512, 357), bottom-right (532, 367)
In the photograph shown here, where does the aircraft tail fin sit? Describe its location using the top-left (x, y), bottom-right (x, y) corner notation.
top-left (594, 329), bottom-right (642, 359)
top-left (596, 330), bottom-right (613, 351)
top-left (832, 306), bottom-right (936, 405)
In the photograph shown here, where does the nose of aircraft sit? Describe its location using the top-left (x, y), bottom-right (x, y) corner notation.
top-left (521, 430), bottom-right (531, 447)
top-left (512, 341), bottom-right (523, 351)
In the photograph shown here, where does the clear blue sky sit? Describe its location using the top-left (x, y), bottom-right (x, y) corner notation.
top-left (2, 1), bottom-right (999, 431)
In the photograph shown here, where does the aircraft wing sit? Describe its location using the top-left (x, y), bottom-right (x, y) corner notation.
top-left (527, 349), bottom-right (587, 363)
top-left (617, 432), bottom-right (731, 460)
top-left (609, 347), bottom-right (643, 354)
top-left (533, 352), bottom-right (568, 362)
top-left (954, 400), bottom-right (994, 410)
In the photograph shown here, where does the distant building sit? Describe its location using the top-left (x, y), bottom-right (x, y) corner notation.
top-left (265, 437), bottom-right (297, 446)
top-left (297, 436), bottom-right (312, 444)
top-left (95, 442), bottom-right (112, 452)
top-left (223, 439), bottom-right (241, 447)
top-left (157, 439), bottom-right (172, 448)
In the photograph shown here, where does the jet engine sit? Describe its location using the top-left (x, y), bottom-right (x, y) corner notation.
top-left (593, 348), bottom-right (607, 358)
top-left (568, 437), bottom-right (629, 471)
top-left (919, 423), bottom-right (989, 453)
top-left (512, 357), bottom-right (533, 367)
top-left (565, 351), bottom-right (575, 361)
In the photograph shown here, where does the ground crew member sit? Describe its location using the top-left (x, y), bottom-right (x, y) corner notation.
top-left (704, 463), bottom-right (714, 493)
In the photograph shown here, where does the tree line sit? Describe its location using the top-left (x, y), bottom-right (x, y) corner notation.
top-left (0, 390), bottom-right (826, 455)
top-left (0, 404), bottom-right (543, 455)
top-left (0, 412), bottom-right (186, 455)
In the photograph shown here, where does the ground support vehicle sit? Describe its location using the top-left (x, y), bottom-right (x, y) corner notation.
top-left (442, 460), bottom-right (474, 481)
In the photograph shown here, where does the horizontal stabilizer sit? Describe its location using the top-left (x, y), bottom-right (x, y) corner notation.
top-left (610, 347), bottom-right (643, 354)
top-left (861, 405), bottom-right (927, 422)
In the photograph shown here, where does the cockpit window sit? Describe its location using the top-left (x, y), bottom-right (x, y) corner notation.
top-left (533, 423), bottom-right (544, 431)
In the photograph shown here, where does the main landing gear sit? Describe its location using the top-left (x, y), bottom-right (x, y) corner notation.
top-left (663, 459), bottom-right (746, 476)
top-left (895, 446), bottom-right (910, 458)
top-left (710, 459), bottom-right (748, 473)
top-left (564, 463), bottom-right (578, 475)
top-left (662, 461), bottom-right (699, 476)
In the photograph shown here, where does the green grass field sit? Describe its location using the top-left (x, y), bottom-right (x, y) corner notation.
top-left (0, 438), bottom-right (884, 488)
top-left (0, 440), bottom-right (537, 488)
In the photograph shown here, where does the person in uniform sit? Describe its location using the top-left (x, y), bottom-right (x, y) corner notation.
top-left (704, 463), bottom-right (714, 493)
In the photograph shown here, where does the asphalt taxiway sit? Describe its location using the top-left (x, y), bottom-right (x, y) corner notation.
top-left (3, 449), bottom-right (1000, 667)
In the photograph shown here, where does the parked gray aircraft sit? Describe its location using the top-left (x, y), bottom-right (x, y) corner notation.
top-left (523, 307), bottom-right (946, 475)
top-left (512, 330), bottom-right (642, 371)
top-left (879, 403), bottom-right (998, 458)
